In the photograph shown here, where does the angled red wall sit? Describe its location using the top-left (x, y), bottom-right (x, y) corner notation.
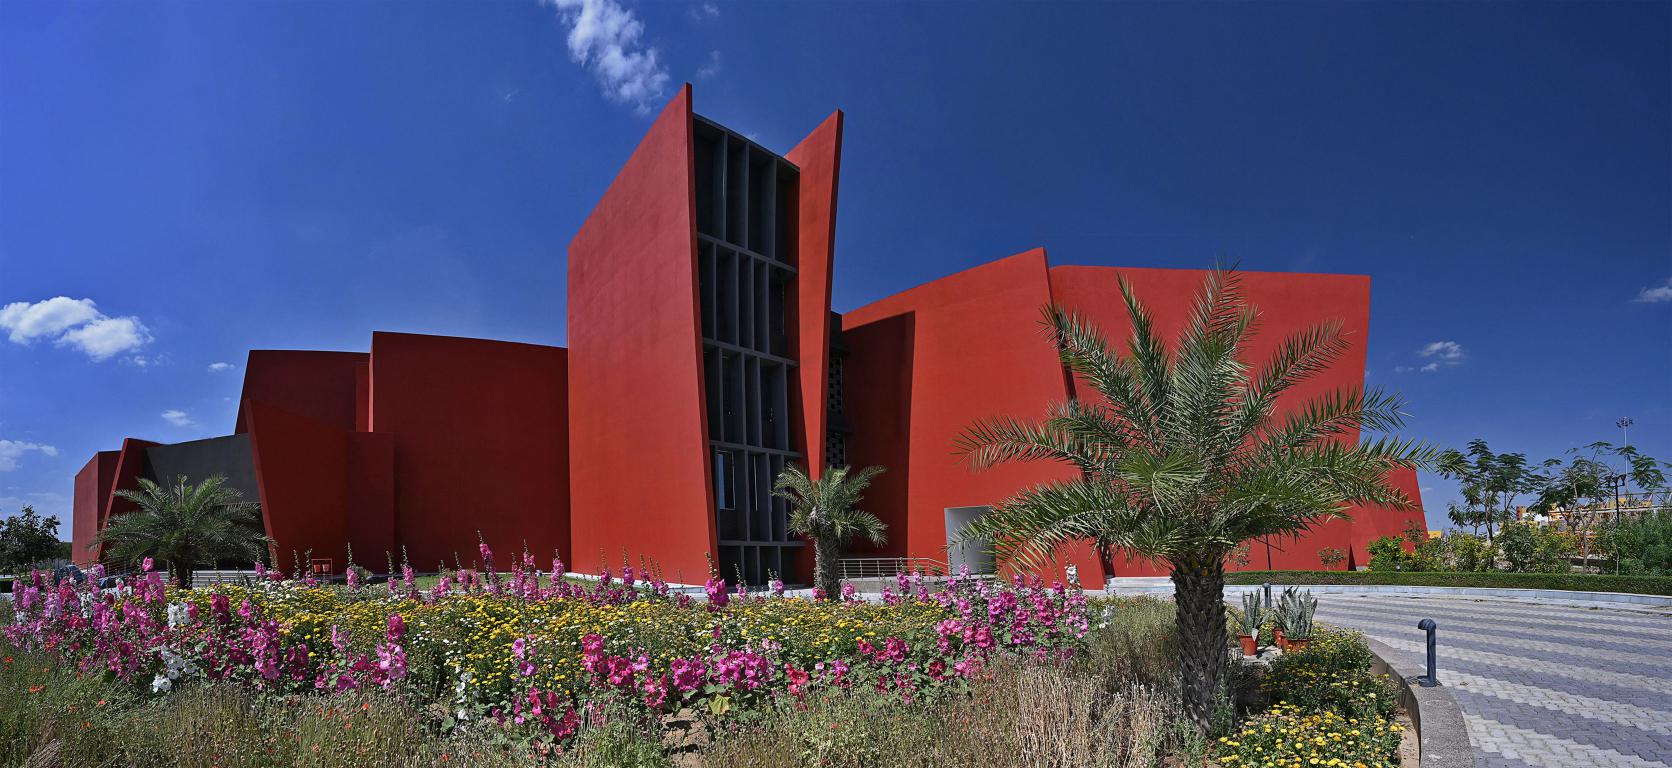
top-left (245, 401), bottom-right (352, 569)
top-left (71, 450), bottom-right (120, 564)
top-left (1046, 265), bottom-right (1424, 575)
top-left (235, 350), bottom-right (368, 434)
top-left (785, 111), bottom-right (843, 479)
top-left (566, 85), bottom-right (714, 582)
top-left (368, 332), bottom-right (568, 571)
top-left (843, 250), bottom-right (1105, 587)
top-left (102, 437), bottom-right (160, 532)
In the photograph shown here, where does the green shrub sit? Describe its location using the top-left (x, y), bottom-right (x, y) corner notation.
top-left (1225, 569), bottom-right (1672, 595)
top-left (1600, 511), bottom-right (1672, 576)
top-left (1497, 522), bottom-right (1575, 573)
top-left (1262, 630), bottom-right (1398, 722)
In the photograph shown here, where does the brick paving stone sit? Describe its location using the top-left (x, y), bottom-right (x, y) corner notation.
top-left (1301, 594), bottom-right (1672, 766)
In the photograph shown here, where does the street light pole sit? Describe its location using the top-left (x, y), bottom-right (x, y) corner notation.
top-left (1612, 473), bottom-right (1626, 576)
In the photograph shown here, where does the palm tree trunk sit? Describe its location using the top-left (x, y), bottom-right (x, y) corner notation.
top-left (1172, 551), bottom-right (1228, 734)
top-left (813, 536), bottom-right (841, 600)
top-left (174, 561), bottom-right (193, 590)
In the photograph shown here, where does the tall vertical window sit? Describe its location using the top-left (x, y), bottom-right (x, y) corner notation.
top-left (713, 449), bottom-right (735, 510)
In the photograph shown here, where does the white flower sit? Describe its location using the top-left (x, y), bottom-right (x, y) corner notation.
top-left (151, 673), bottom-right (173, 694)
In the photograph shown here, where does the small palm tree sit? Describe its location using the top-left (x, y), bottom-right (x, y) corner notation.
top-left (952, 269), bottom-right (1435, 732)
top-left (94, 475), bottom-right (270, 589)
top-left (774, 464), bottom-right (887, 599)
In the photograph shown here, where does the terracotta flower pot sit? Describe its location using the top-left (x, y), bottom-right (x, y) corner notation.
top-left (1274, 628), bottom-right (1287, 650)
top-left (1238, 634), bottom-right (1259, 656)
top-left (1286, 637), bottom-right (1310, 652)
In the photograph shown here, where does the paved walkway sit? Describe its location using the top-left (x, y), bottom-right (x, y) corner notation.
top-left (1312, 594), bottom-right (1672, 768)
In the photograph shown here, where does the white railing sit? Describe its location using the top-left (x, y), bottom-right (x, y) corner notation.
top-left (838, 557), bottom-right (950, 580)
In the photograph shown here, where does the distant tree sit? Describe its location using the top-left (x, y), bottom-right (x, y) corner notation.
top-left (0, 505), bottom-right (63, 573)
top-left (1534, 442), bottom-right (1668, 570)
top-left (93, 475), bottom-right (269, 588)
top-left (1438, 440), bottom-right (1544, 543)
top-left (773, 464), bottom-right (887, 601)
top-left (1446, 501), bottom-right (1488, 536)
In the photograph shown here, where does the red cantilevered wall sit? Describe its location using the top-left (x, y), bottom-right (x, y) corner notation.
top-left (71, 450), bottom-right (120, 564)
top-left (785, 111), bottom-right (843, 481)
top-left (235, 350), bottom-right (368, 434)
top-left (842, 249), bottom-right (1106, 587)
top-left (844, 257), bottom-right (1424, 584)
top-left (567, 85), bottom-right (718, 582)
top-left (1047, 265), bottom-right (1424, 575)
top-left (368, 332), bottom-right (569, 571)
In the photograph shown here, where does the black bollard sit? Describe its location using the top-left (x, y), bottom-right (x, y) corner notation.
top-left (1263, 582), bottom-right (1272, 608)
top-left (1417, 618), bottom-right (1438, 686)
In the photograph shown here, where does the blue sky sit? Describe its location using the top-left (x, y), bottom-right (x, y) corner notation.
top-left (2, 0), bottom-right (1668, 529)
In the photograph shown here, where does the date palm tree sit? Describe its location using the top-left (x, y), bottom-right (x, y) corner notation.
top-left (774, 464), bottom-right (887, 599)
top-left (94, 475), bottom-right (270, 589)
top-left (952, 269), bottom-right (1436, 732)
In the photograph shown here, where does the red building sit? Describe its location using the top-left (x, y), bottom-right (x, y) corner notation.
top-left (71, 86), bottom-right (1424, 587)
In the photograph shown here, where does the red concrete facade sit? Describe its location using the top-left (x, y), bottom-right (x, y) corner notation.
top-left (70, 86), bottom-right (1424, 584)
top-left (71, 450), bottom-right (120, 564)
top-left (369, 331), bottom-right (569, 571)
top-left (785, 110), bottom-right (844, 481)
top-left (565, 85), bottom-right (717, 583)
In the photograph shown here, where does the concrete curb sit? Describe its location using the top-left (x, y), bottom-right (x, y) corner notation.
top-left (1097, 580), bottom-right (1672, 610)
top-left (1361, 634), bottom-right (1481, 768)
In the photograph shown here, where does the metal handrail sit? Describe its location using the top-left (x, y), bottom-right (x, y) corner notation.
top-left (838, 557), bottom-right (950, 580)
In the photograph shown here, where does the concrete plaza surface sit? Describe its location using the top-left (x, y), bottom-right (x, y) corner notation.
top-left (1311, 594), bottom-right (1672, 768)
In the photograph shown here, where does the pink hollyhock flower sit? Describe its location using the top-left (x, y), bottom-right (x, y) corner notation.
top-left (784, 663), bottom-right (810, 696)
top-left (704, 577), bottom-right (729, 610)
top-left (669, 657), bottom-right (705, 692)
top-left (141, 557), bottom-right (153, 573)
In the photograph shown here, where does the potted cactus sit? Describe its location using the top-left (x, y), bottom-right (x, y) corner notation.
top-left (1237, 592), bottom-right (1263, 656)
top-left (1282, 590), bottom-right (1319, 652)
top-left (1272, 586), bottom-right (1298, 649)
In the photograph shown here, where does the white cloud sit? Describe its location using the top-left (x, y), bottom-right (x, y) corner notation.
top-left (1418, 341), bottom-right (1465, 362)
top-left (1393, 365), bottom-right (1414, 374)
top-left (696, 50), bottom-right (722, 80)
top-left (57, 316), bottom-right (153, 361)
top-left (0, 297), bottom-right (100, 343)
top-left (0, 439), bottom-right (58, 472)
top-left (207, 362), bottom-right (235, 372)
top-left (542, 0), bottom-right (671, 114)
top-left (1634, 277), bottom-right (1672, 304)
top-left (1420, 362), bottom-right (1440, 373)
top-left (0, 296), bottom-right (152, 361)
top-left (161, 409), bottom-right (195, 427)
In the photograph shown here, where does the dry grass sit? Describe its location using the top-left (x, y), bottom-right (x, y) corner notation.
top-left (698, 656), bottom-right (1185, 768)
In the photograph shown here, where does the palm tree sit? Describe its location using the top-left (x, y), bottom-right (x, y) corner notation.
top-left (951, 269), bottom-right (1436, 732)
top-left (773, 464), bottom-right (887, 599)
top-left (94, 475), bottom-right (270, 589)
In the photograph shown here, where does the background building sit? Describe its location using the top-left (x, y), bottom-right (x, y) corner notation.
top-left (71, 86), bottom-right (1424, 587)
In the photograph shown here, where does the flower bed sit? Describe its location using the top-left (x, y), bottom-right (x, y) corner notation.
top-left (4, 550), bottom-right (1088, 751)
top-left (1221, 629), bottom-right (1405, 768)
